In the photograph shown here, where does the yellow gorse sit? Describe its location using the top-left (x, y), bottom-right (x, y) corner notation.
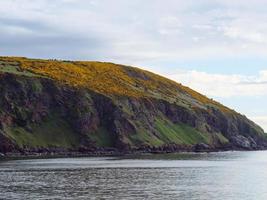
top-left (0, 56), bottom-right (233, 113)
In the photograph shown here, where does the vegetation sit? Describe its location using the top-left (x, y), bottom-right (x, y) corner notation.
top-left (0, 56), bottom-right (234, 114)
top-left (88, 127), bottom-right (115, 147)
top-left (0, 56), bottom-right (265, 152)
top-left (154, 119), bottom-right (211, 145)
top-left (5, 114), bottom-right (80, 148)
top-left (0, 60), bottom-right (38, 77)
top-left (127, 118), bottom-right (230, 147)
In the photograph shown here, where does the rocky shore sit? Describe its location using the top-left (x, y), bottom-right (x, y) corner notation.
top-left (1, 142), bottom-right (266, 160)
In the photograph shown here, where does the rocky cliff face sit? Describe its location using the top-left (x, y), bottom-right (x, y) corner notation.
top-left (0, 57), bottom-right (266, 154)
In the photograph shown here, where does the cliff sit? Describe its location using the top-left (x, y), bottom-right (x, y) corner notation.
top-left (0, 56), bottom-right (266, 155)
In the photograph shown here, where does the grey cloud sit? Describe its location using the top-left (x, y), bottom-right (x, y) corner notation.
top-left (1, 0), bottom-right (267, 62)
top-left (238, 81), bottom-right (267, 85)
top-left (1, 0), bottom-right (267, 130)
top-left (0, 18), bottom-right (48, 31)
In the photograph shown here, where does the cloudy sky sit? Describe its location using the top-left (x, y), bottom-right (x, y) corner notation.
top-left (1, 0), bottom-right (267, 131)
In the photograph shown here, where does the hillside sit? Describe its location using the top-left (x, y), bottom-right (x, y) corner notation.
top-left (0, 56), bottom-right (266, 155)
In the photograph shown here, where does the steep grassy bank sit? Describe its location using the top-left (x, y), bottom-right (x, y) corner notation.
top-left (0, 56), bottom-right (266, 154)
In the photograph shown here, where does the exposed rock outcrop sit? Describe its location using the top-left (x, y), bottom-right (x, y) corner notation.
top-left (0, 57), bottom-right (266, 155)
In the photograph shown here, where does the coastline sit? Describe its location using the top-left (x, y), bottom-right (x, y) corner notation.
top-left (1, 146), bottom-right (266, 160)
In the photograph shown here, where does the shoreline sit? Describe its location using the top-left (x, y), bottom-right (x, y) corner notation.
top-left (1, 147), bottom-right (266, 160)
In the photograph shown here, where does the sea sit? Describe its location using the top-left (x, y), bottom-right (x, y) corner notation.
top-left (0, 151), bottom-right (267, 200)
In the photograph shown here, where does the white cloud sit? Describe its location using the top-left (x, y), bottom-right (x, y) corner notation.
top-left (222, 17), bottom-right (267, 44)
top-left (224, 27), bottom-right (263, 43)
top-left (250, 116), bottom-right (267, 132)
top-left (160, 69), bottom-right (267, 131)
top-left (0, 0), bottom-right (266, 131)
top-left (1, 0), bottom-right (267, 61)
top-left (165, 70), bottom-right (267, 98)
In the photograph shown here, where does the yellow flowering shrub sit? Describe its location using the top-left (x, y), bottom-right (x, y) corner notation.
top-left (0, 56), bottom-right (233, 113)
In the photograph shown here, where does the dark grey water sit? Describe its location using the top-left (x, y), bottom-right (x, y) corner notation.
top-left (0, 151), bottom-right (267, 200)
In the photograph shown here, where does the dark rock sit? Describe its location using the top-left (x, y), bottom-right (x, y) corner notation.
top-left (194, 143), bottom-right (211, 152)
top-left (0, 68), bottom-right (266, 155)
top-left (0, 130), bottom-right (17, 153)
top-left (230, 135), bottom-right (256, 150)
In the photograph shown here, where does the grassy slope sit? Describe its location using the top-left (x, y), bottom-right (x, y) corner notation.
top-left (0, 56), bottom-right (233, 113)
top-left (0, 56), bottom-right (257, 149)
top-left (5, 114), bottom-right (80, 148)
top-left (88, 127), bottom-right (115, 147)
top-left (0, 60), bottom-right (39, 77)
top-left (129, 118), bottom-right (229, 147)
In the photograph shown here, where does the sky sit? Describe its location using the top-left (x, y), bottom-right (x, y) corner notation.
top-left (0, 0), bottom-right (267, 131)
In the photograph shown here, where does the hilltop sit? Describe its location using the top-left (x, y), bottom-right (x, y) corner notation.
top-left (0, 56), bottom-right (266, 155)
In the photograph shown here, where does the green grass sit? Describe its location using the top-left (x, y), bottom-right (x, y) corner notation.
top-left (215, 132), bottom-right (229, 144)
top-left (31, 80), bottom-right (43, 93)
top-left (154, 118), bottom-right (211, 145)
top-left (5, 114), bottom-right (80, 148)
top-left (130, 130), bottom-right (165, 147)
top-left (0, 62), bottom-right (39, 77)
top-left (128, 118), bottom-right (215, 147)
top-left (88, 127), bottom-right (115, 147)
